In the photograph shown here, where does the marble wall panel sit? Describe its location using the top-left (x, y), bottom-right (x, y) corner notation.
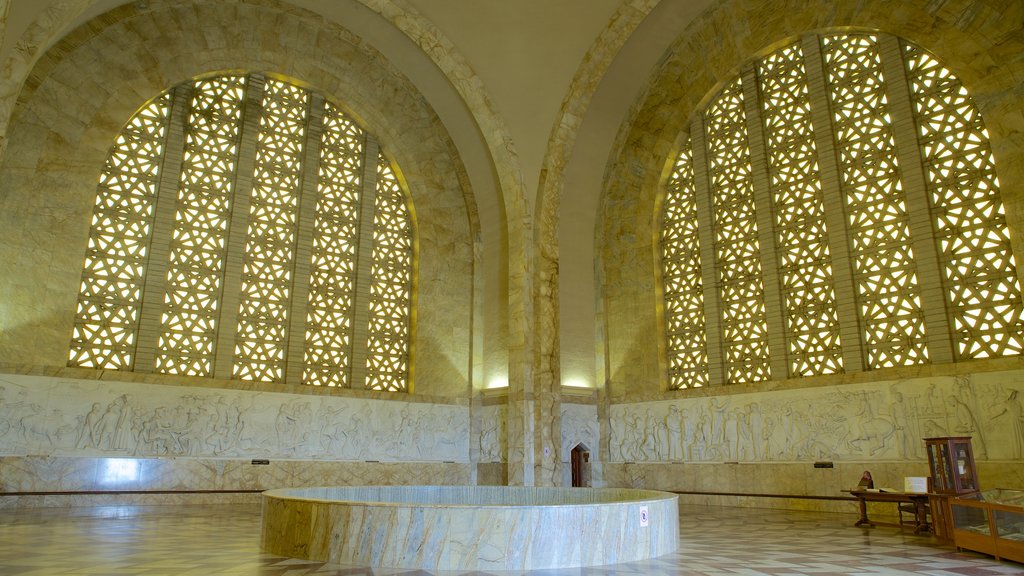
top-left (0, 492), bottom-right (264, 509)
top-left (0, 456), bottom-right (470, 492)
top-left (476, 403), bottom-right (505, 463)
top-left (601, 460), bottom-right (1024, 514)
top-left (0, 455), bottom-right (471, 507)
top-left (608, 371), bottom-right (1024, 464)
top-left (0, 373), bottom-right (470, 463)
top-left (560, 402), bottom-right (598, 458)
top-left (475, 462), bottom-right (506, 485)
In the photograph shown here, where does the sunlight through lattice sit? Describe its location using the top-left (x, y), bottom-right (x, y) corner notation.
top-left (904, 44), bottom-right (1024, 359)
top-left (71, 74), bottom-right (416, 391)
top-left (758, 43), bottom-right (844, 376)
top-left (69, 95), bottom-right (172, 369)
top-left (705, 78), bottom-right (772, 384)
top-left (156, 76), bottom-right (247, 376)
top-left (661, 136), bottom-right (710, 389)
top-left (303, 103), bottom-right (365, 387)
top-left (660, 32), bottom-right (1023, 388)
top-left (365, 155), bottom-right (413, 392)
top-left (823, 34), bottom-right (928, 369)
top-left (231, 79), bottom-right (309, 383)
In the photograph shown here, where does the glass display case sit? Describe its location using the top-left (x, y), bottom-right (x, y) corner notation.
top-left (925, 436), bottom-right (978, 495)
top-left (950, 489), bottom-right (1024, 563)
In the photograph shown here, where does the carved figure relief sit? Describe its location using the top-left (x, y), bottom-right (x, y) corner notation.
top-left (844, 391), bottom-right (897, 457)
top-left (477, 405), bottom-right (505, 463)
top-left (993, 388), bottom-right (1024, 459)
top-left (665, 405), bottom-right (682, 461)
top-left (607, 374), bottom-right (1024, 463)
top-left (0, 374), bottom-right (469, 462)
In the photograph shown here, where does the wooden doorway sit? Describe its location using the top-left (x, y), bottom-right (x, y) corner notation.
top-left (570, 443), bottom-right (591, 487)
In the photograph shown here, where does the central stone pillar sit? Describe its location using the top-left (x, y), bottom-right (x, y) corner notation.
top-left (503, 214), bottom-right (562, 487)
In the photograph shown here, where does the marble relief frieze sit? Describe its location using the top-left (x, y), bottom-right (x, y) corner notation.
top-left (560, 403), bottom-right (598, 460)
top-left (477, 404), bottom-right (506, 462)
top-left (609, 372), bottom-right (1024, 463)
top-left (0, 374), bottom-right (469, 462)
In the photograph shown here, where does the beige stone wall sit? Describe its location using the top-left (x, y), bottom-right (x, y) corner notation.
top-left (600, 0), bottom-right (1024, 400)
top-left (594, 0), bottom-right (1024, 501)
top-left (2, 0), bottom-right (1023, 508)
top-left (0, 456), bottom-right (470, 508)
top-left (604, 460), bottom-right (1024, 514)
top-left (0, 0), bottom-right (475, 399)
top-left (602, 368), bottom-right (1024, 507)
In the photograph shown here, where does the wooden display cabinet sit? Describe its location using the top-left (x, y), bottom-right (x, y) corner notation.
top-left (950, 489), bottom-right (1024, 564)
top-left (925, 436), bottom-right (978, 495)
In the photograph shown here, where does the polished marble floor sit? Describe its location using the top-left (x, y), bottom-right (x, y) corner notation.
top-left (0, 501), bottom-right (1022, 575)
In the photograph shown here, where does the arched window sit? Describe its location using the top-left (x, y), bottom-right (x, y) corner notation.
top-left (660, 33), bottom-right (1024, 390)
top-left (68, 73), bottom-right (414, 392)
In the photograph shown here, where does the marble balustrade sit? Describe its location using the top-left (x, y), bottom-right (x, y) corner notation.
top-left (261, 485), bottom-right (679, 570)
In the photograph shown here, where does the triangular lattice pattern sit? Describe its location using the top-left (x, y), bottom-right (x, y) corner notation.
top-left (365, 155), bottom-right (413, 392)
top-left (758, 43), bottom-right (844, 377)
top-left (661, 136), bottom-right (710, 389)
top-left (660, 32), bottom-right (1022, 388)
top-left (823, 34), bottom-right (928, 369)
top-left (156, 76), bottom-right (247, 377)
top-left (303, 102), bottom-right (365, 387)
top-left (70, 74), bottom-right (415, 392)
top-left (705, 78), bottom-right (772, 384)
top-left (231, 79), bottom-right (309, 383)
top-left (68, 95), bottom-right (172, 369)
top-left (904, 44), bottom-right (1024, 359)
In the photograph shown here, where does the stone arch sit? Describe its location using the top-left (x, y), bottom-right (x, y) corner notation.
top-left (0, 0), bottom-right (475, 398)
top-left (527, 0), bottom-right (659, 474)
top-left (599, 0), bottom-right (1024, 398)
top-left (0, 0), bottom-right (92, 157)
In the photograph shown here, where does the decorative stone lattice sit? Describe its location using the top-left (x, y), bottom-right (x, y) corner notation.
top-left (70, 74), bottom-right (414, 391)
top-left (303, 102), bottom-right (365, 388)
top-left (704, 78), bottom-right (772, 385)
top-left (232, 79), bottom-right (309, 383)
top-left (157, 76), bottom-right (247, 377)
top-left (903, 43), bottom-right (1024, 360)
top-left (660, 136), bottom-right (710, 389)
top-left (758, 44), bottom-right (844, 377)
top-left (68, 95), bottom-right (172, 370)
top-left (366, 157), bottom-right (413, 392)
top-left (660, 33), bottom-right (1024, 388)
top-left (823, 34), bottom-right (928, 369)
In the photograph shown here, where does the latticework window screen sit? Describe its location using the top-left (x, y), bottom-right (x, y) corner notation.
top-left (823, 35), bottom-right (929, 369)
top-left (303, 102), bottom-right (365, 388)
top-left (659, 33), bottom-right (1024, 390)
top-left (660, 136), bottom-right (710, 388)
top-left (758, 44), bottom-right (844, 377)
top-left (156, 76), bottom-right (247, 377)
top-left (69, 73), bottom-right (415, 391)
top-left (365, 158), bottom-right (414, 392)
top-left (903, 45), bottom-right (1024, 359)
top-left (232, 79), bottom-right (309, 383)
top-left (704, 79), bottom-right (772, 384)
top-left (68, 94), bottom-right (172, 370)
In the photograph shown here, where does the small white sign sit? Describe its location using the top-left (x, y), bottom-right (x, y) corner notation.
top-left (904, 476), bottom-right (928, 493)
top-left (639, 506), bottom-right (649, 527)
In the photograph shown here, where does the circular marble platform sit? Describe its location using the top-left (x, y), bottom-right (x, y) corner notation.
top-left (260, 485), bottom-right (679, 570)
